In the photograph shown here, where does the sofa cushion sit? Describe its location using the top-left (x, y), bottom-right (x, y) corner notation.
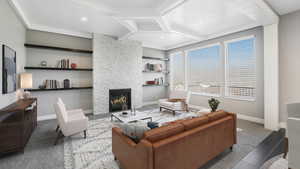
top-left (115, 122), bottom-right (150, 142)
top-left (144, 123), bottom-right (184, 142)
top-left (207, 110), bottom-right (228, 122)
top-left (181, 116), bottom-right (209, 130)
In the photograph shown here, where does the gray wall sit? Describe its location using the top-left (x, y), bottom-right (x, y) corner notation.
top-left (167, 27), bottom-right (264, 119)
top-left (93, 34), bottom-right (143, 114)
top-left (0, 0), bottom-right (26, 109)
top-left (142, 47), bottom-right (168, 103)
top-left (26, 30), bottom-right (93, 117)
top-left (279, 10), bottom-right (300, 122)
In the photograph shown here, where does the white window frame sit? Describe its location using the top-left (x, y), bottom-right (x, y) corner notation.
top-left (224, 35), bottom-right (256, 101)
top-left (169, 51), bottom-right (187, 91)
top-left (186, 43), bottom-right (222, 97)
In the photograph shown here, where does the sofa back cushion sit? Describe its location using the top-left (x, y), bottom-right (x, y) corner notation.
top-left (207, 110), bottom-right (228, 122)
top-left (182, 116), bottom-right (209, 130)
top-left (144, 123), bottom-right (184, 142)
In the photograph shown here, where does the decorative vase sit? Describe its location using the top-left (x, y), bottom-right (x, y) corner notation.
top-left (71, 63), bottom-right (77, 69)
top-left (63, 79), bottom-right (70, 88)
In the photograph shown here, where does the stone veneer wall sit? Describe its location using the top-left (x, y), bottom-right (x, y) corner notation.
top-left (93, 34), bottom-right (143, 114)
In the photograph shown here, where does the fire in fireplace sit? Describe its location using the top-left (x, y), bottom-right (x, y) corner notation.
top-left (109, 88), bottom-right (131, 112)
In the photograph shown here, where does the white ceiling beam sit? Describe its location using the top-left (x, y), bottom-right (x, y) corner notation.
top-left (68, 0), bottom-right (116, 16)
top-left (170, 24), bottom-right (207, 41)
top-left (159, 0), bottom-right (187, 16)
top-left (155, 17), bottom-right (171, 32)
top-left (114, 8), bottom-right (161, 18)
top-left (254, 0), bottom-right (279, 25)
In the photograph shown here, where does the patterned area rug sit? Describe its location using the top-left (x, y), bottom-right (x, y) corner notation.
top-left (260, 155), bottom-right (288, 169)
top-left (64, 109), bottom-right (265, 169)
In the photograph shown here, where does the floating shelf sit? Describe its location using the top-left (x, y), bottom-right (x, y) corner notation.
top-left (24, 43), bottom-right (93, 54)
top-left (142, 84), bottom-right (169, 87)
top-left (142, 56), bottom-right (169, 61)
top-left (142, 70), bottom-right (169, 74)
top-left (25, 87), bottom-right (93, 92)
top-left (24, 66), bottom-right (93, 71)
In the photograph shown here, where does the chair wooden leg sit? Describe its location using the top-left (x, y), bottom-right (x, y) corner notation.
top-left (283, 137), bottom-right (289, 159)
top-left (84, 130), bottom-right (87, 139)
top-left (54, 130), bottom-right (63, 145)
top-left (55, 125), bottom-right (59, 132)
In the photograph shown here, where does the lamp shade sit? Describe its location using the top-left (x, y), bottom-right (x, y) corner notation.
top-left (20, 73), bottom-right (32, 89)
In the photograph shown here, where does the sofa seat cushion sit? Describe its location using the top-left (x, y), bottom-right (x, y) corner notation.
top-left (144, 123), bottom-right (184, 142)
top-left (115, 122), bottom-right (150, 142)
top-left (182, 116), bottom-right (209, 130)
top-left (207, 110), bottom-right (228, 122)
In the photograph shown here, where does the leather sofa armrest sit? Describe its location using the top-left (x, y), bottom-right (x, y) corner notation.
top-left (112, 127), bottom-right (153, 169)
top-left (227, 112), bottom-right (237, 144)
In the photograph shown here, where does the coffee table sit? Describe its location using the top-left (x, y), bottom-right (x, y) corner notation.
top-left (111, 111), bottom-right (152, 123)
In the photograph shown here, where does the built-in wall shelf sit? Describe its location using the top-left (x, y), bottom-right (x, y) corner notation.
top-left (142, 84), bottom-right (169, 87)
top-left (24, 66), bottom-right (93, 71)
top-left (142, 70), bottom-right (169, 74)
top-left (24, 43), bottom-right (93, 54)
top-left (142, 56), bottom-right (169, 61)
top-left (25, 87), bottom-right (93, 92)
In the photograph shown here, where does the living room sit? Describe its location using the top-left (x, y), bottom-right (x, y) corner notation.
top-left (1, 0), bottom-right (300, 169)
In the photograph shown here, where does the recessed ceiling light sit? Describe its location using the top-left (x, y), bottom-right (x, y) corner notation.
top-left (81, 17), bottom-right (88, 22)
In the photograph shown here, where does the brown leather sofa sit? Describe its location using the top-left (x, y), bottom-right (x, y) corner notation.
top-left (112, 110), bottom-right (237, 169)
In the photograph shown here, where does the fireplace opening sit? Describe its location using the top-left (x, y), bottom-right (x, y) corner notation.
top-left (109, 88), bottom-right (131, 112)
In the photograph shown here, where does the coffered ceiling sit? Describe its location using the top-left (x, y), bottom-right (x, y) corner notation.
top-left (9, 0), bottom-right (285, 50)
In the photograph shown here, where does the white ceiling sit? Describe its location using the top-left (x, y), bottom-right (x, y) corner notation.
top-left (10, 0), bottom-right (286, 50)
top-left (265, 0), bottom-right (300, 15)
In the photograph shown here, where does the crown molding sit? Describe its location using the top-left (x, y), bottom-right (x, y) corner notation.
top-left (8, 0), bottom-right (30, 27)
top-left (29, 24), bottom-right (93, 39)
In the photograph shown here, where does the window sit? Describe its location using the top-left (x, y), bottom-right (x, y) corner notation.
top-left (225, 37), bottom-right (256, 100)
top-left (187, 44), bottom-right (221, 96)
top-left (170, 52), bottom-right (185, 91)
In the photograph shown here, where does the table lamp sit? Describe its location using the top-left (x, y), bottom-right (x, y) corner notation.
top-left (20, 73), bottom-right (32, 99)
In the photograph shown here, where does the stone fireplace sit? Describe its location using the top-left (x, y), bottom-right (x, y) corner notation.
top-left (109, 88), bottom-right (131, 112)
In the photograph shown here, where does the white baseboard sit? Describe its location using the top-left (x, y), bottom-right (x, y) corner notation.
top-left (236, 114), bottom-right (264, 124)
top-left (142, 101), bottom-right (158, 106)
top-left (279, 122), bottom-right (287, 129)
top-left (37, 114), bottom-right (56, 121)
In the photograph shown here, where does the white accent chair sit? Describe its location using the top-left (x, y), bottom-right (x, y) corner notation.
top-left (54, 98), bottom-right (88, 145)
top-left (159, 91), bottom-right (189, 115)
top-left (159, 91), bottom-right (210, 115)
top-left (287, 103), bottom-right (300, 169)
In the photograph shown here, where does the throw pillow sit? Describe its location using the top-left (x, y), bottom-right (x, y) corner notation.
top-left (115, 122), bottom-right (150, 142)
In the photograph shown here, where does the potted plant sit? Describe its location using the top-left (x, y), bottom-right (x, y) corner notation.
top-left (208, 98), bottom-right (220, 112)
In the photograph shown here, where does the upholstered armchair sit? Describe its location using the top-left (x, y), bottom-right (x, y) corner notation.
top-left (159, 91), bottom-right (190, 115)
top-left (287, 103), bottom-right (300, 169)
top-left (54, 98), bottom-right (88, 145)
top-left (159, 91), bottom-right (211, 115)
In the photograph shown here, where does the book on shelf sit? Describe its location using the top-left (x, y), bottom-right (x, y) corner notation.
top-left (44, 80), bottom-right (60, 89)
top-left (57, 59), bottom-right (70, 69)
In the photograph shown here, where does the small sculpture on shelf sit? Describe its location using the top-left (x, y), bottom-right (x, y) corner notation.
top-left (40, 61), bottom-right (47, 67)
